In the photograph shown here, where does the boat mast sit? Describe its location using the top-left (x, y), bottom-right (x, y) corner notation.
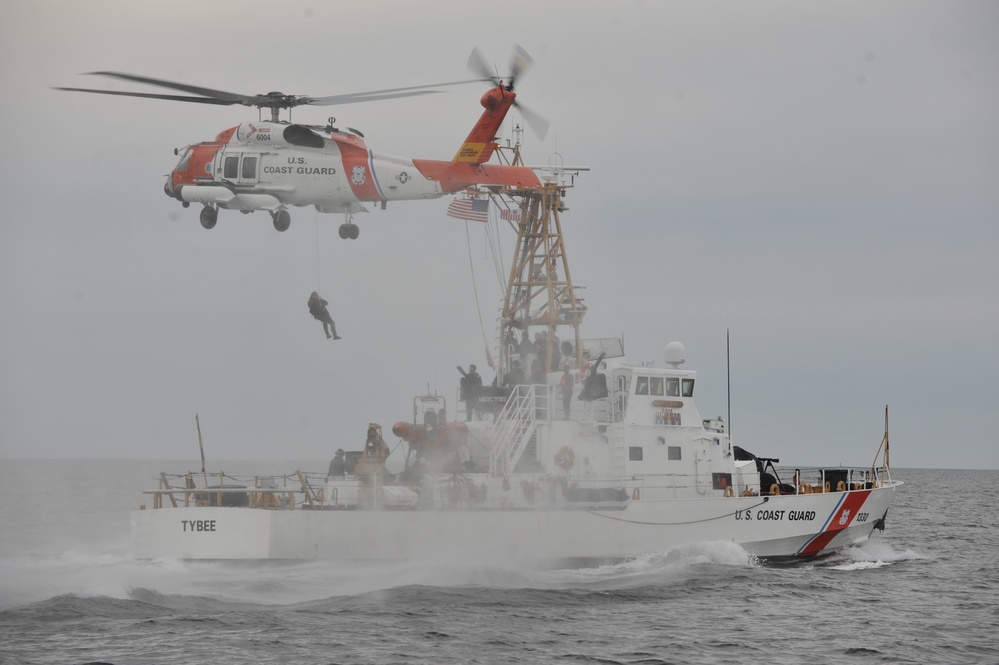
top-left (494, 176), bottom-right (587, 381)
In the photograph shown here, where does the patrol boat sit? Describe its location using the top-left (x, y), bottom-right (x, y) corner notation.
top-left (132, 179), bottom-right (901, 562)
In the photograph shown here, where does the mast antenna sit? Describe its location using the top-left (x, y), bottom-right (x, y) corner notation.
top-left (727, 329), bottom-right (731, 438)
top-left (195, 413), bottom-right (208, 486)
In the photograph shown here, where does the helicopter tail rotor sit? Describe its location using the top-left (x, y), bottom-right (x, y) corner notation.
top-left (467, 45), bottom-right (547, 140)
top-left (508, 44), bottom-right (534, 90)
top-left (466, 44), bottom-right (534, 91)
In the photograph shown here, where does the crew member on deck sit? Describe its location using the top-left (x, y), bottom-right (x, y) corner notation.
top-left (529, 359), bottom-right (546, 386)
top-left (457, 364), bottom-right (482, 421)
top-left (578, 352), bottom-right (608, 419)
top-left (560, 368), bottom-right (574, 419)
top-left (505, 360), bottom-right (526, 388)
top-left (326, 449), bottom-right (346, 479)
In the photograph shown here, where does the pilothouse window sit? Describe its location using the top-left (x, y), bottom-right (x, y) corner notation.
top-left (682, 379), bottom-right (695, 397)
top-left (650, 377), bottom-right (664, 396)
top-left (666, 378), bottom-right (680, 397)
top-left (635, 377), bottom-right (649, 395)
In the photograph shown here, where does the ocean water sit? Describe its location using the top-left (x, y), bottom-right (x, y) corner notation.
top-left (0, 461), bottom-right (996, 665)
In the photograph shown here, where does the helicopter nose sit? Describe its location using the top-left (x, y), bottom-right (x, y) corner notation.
top-left (164, 175), bottom-right (175, 198)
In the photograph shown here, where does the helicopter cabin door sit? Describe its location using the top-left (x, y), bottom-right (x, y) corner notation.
top-left (220, 151), bottom-right (259, 186)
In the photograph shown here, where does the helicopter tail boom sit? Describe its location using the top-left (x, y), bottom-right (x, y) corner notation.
top-left (412, 160), bottom-right (540, 192)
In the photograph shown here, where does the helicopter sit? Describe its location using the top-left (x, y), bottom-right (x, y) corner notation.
top-left (56, 48), bottom-right (546, 238)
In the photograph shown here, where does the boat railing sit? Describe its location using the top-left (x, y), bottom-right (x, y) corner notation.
top-left (140, 471), bottom-right (310, 510)
top-left (774, 466), bottom-right (895, 495)
top-left (621, 466), bottom-right (896, 501)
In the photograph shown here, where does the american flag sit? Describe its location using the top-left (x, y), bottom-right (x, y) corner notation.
top-left (499, 208), bottom-right (522, 222)
top-left (446, 197), bottom-right (489, 222)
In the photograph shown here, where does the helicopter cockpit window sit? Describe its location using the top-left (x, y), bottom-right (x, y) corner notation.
top-left (682, 378), bottom-right (695, 397)
top-left (241, 156), bottom-right (257, 179)
top-left (174, 148), bottom-right (190, 172)
top-left (223, 156), bottom-right (239, 179)
top-left (284, 125), bottom-right (325, 149)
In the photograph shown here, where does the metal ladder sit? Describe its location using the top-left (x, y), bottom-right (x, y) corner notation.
top-left (489, 384), bottom-right (543, 476)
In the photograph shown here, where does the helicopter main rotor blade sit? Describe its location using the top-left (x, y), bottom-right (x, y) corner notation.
top-left (306, 90), bottom-right (440, 106)
top-left (57, 72), bottom-right (490, 111)
top-left (53, 86), bottom-right (237, 105)
top-left (86, 71), bottom-right (252, 104)
top-left (306, 79), bottom-right (487, 106)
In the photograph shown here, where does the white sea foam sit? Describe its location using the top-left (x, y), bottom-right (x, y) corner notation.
top-left (0, 537), bottom-right (769, 610)
top-left (824, 539), bottom-right (923, 570)
top-left (0, 549), bottom-right (135, 610)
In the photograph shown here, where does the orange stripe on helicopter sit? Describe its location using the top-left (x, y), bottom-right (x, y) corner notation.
top-left (331, 133), bottom-right (383, 201)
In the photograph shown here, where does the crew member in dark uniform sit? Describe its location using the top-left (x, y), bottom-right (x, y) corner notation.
top-left (326, 449), bottom-right (346, 479)
top-left (308, 292), bottom-right (341, 340)
top-left (457, 364), bottom-right (482, 421)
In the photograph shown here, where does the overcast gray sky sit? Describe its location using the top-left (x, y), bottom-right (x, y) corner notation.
top-left (1, 1), bottom-right (996, 469)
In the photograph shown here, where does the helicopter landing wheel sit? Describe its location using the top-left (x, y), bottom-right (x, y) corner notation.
top-left (200, 206), bottom-right (218, 230)
top-left (348, 223), bottom-right (359, 240)
top-left (338, 223), bottom-right (350, 239)
top-left (272, 209), bottom-right (291, 232)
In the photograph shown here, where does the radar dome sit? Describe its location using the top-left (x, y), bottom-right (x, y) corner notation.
top-left (664, 342), bottom-right (686, 367)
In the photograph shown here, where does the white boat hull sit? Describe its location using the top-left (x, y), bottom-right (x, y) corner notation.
top-left (131, 483), bottom-right (898, 561)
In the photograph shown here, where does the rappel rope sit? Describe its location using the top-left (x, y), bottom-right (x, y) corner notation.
top-left (465, 220), bottom-right (493, 366)
top-left (486, 204), bottom-right (507, 289)
top-left (314, 210), bottom-right (322, 292)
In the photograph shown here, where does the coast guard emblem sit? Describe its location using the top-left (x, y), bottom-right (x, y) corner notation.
top-left (352, 165), bottom-right (366, 185)
top-left (839, 509), bottom-right (851, 526)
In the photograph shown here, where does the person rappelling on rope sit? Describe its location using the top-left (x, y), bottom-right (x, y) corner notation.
top-left (308, 292), bottom-right (341, 340)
